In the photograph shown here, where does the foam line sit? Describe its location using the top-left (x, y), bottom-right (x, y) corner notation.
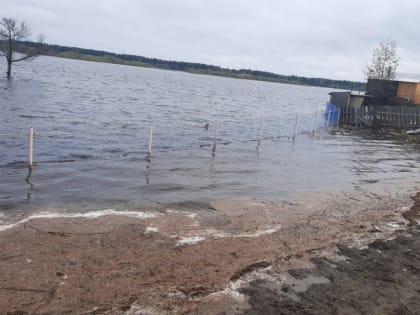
top-left (0, 209), bottom-right (159, 232)
top-left (176, 236), bottom-right (205, 246)
top-left (210, 225), bottom-right (283, 239)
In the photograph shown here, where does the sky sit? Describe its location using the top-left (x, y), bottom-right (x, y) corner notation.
top-left (2, 0), bottom-right (420, 81)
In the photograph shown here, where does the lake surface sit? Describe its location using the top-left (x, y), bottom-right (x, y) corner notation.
top-left (0, 56), bottom-right (419, 215)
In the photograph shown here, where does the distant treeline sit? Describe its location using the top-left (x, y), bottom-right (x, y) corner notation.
top-left (19, 41), bottom-right (365, 90)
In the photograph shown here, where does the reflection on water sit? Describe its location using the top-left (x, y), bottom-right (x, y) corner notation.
top-left (0, 56), bottom-right (419, 213)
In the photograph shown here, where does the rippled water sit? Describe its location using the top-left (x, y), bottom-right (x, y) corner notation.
top-left (0, 56), bottom-right (419, 214)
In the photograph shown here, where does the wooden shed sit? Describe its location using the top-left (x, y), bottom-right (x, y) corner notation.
top-left (366, 79), bottom-right (399, 99)
top-left (329, 92), bottom-right (367, 109)
top-left (397, 81), bottom-right (420, 104)
top-left (366, 78), bottom-right (420, 105)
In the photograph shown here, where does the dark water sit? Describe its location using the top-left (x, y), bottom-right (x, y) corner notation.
top-left (0, 56), bottom-right (419, 214)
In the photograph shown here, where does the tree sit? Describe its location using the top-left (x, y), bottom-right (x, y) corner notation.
top-left (365, 41), bottom-right (400, 81)
top-left (0, 17), bottom-right (44, 77)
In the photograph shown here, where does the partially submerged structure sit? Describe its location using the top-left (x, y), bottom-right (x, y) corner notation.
top-left (327, 79), bottom-right (420, 129)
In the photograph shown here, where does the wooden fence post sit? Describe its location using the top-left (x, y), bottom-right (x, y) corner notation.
top-left (212, 123), bottom-right (218, 153)
top-left (28, 127), bottom-right (33, 170)
top-left (148, 126), bottom-right (153, 157)
top-left (292, 113), bottom-right (299, 141)
top-left (337, 108), bottom-right (341, 127)
top-left (313, 112), bottom-right (318, 134)
top-left (257, 118), bottom-right (263, 145)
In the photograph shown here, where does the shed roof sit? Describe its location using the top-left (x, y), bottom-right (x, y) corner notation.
top-left (328, 91), bottom-right (369, 97)
top-left (396, 73), bottom-right (420, 83)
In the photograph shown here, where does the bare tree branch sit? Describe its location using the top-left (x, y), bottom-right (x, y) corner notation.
top-left (364, 41), bottom-right (400, 81)
top-left (12, 55), bottom-right (36, 62)
top-left (0, 17), bottom-right (42, 77)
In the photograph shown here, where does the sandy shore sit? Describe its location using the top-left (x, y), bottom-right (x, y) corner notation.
top-left (0, 187), bottom-right (419, 314)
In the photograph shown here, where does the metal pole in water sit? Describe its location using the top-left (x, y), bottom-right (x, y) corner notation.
top-left (292, 113), bottom-right (299, 141)
top-left (148, 126), bottom-right (153, 157)
top-left (313, 112), bottom-right (318, 134)
top-left (28, 127), bottom-right (33, 170)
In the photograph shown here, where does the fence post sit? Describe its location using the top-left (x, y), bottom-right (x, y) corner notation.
top-left (313, 112), bottom-right (318, 134)
top-left (292, 113), bottom-right (299, 141)
top-left (212, 123), bottom-right (218, 153)
top-left (347, 106), bottom-right (350, 125)
top-left (336, 108), bottom-right (341, 127)
top-left (257, 118), bottom-right (263, 145)
top-left (326, 110), bottom-right (331, 128)
top-left (148, 126), bottom-right (153, 157)
top-left (28, 127), bottom-right (33, 170)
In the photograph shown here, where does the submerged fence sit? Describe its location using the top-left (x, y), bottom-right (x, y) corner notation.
top-left (2, 105), bottom-right (418, 171)
top-left (1, 110), bottom-right (336, 170)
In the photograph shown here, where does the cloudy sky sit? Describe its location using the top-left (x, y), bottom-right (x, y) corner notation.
top-left (3, 0), bottom-right (420, 81)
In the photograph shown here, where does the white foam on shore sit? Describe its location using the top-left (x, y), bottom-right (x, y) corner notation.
top-left (209, 225), bottom-right (283, 239)
top-left (166, 209), bottom-right (197, 218)
top-left (386, 222), bottom-right (402, 229)
top-left (145, 226), bottom-right (159, 233)
top-left (206, 279), bottom-right (246, 302)
top-left (206, 267), bottom-right (274, 303)
top-left (172, 225), bottom-right (282, 247)
top-left (124, 303), bottom-right (159, 315)
top-left (0, 209), bottom-right (159, 233)
top-left (176, 236), bottom-right (205, 246)
top-left (349, 217), bottom-right (409, 249)
top-left (240, 225), bottom-right (283, 238)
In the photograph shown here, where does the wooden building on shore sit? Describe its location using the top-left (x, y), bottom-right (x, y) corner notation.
top-left (327, 79), bottom-right (420, 129)
top-left (366, 79), bottom-right (420, 105)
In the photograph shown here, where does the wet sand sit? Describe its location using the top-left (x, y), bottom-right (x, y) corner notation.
top-left (0, 188), bottom-right (419, 314)
top-left (242, 225), bottom-right (420, 315)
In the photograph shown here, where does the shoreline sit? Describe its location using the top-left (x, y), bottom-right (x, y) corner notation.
top-left (0, 189), bottom-right (419, 314)
top-left (14, 43), bottom-right (365, 91)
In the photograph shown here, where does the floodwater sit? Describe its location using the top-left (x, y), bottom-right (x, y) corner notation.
top-left (0, 56), bottom-right (419, 214)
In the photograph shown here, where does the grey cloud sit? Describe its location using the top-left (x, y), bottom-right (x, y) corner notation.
top-left (3, 0), bottom-right (420, 80)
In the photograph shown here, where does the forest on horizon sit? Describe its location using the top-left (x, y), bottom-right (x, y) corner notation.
top-left (17, 41), bottom-right (366, 91)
